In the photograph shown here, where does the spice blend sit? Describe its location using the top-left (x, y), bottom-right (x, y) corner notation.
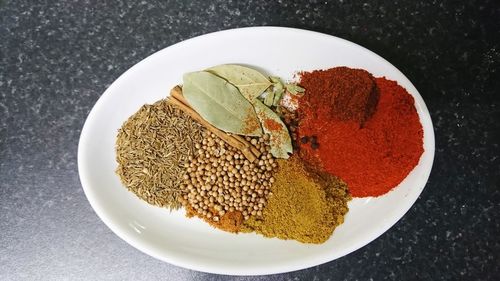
top-left (114, 63), bottom-right (425, 244)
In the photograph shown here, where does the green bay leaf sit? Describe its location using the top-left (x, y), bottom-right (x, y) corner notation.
top-left (272, 88), bottom-right (285, 107)
top-left (264, 91), bottom-right (275, 107)
top-left (206, 64), bottom-right (272, 101)
top-left (183, 71), bottom-right (262, 136)
top-left (285, 83), bottom-right (305, 96)
top-left (253, 100), bottom-right (292, 159)
top-left (269, 76), bottom-right (283, 85)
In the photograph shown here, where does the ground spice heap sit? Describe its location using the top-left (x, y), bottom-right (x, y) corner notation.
top-left (243, 156), bottom-right (351, 244)
top-left (300, 67), bottom-right (379, 126)
top-left (179, 131), bottom-right (278, 233)
top-left (115, 100), bottom-right (205, 209)
top-left (298, 67), bottom-right (424, 197)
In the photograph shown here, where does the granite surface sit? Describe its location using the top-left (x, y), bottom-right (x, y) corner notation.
top-left (1, 0), bottom-right (499, 280)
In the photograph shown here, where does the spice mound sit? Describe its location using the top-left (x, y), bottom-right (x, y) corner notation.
top-left (114, 63), bottom-right (424, 244)
top-left (297, 69), bottom-right (424, 197)
top-left (179, 131), bottom-right (277, 233)
top-left (115, 100), bottom-right (204, 209)
top-left (300, 66), bottom-right (379, 126)
top-left (243, 156), bottom-right (351, 244)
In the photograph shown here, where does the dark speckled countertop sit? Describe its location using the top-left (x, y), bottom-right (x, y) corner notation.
top-left (1, 0), bottom-right (499, 280)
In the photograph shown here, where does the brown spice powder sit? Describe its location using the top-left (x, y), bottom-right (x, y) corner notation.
top-left (243, 156), bottom-right (351, 244)
top-left (185, 204), bottom-right (244, 233)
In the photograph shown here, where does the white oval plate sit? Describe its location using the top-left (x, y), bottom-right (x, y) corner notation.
top-left (78, 27), bottom-right (435, 275)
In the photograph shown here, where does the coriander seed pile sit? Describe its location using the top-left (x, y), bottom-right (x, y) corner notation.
top-left (179, 132), bottom-right (278, 232)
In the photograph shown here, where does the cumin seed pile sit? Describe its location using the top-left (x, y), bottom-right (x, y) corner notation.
top-left (116, 99), bottom-right (205, 209)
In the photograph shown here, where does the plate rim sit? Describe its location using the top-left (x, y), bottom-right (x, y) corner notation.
top-left (78, 26), bottom-right (435, 275)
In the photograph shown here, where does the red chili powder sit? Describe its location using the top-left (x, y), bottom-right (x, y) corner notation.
top-left (298, 67), bottom-right (379, 126)
top-left (297, 75), bottom-right (424, 197)
top-left (264, 118), bottom-right (282, 131)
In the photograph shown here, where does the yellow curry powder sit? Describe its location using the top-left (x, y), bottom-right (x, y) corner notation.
top-left (243, 156), bottom-right (351, 244)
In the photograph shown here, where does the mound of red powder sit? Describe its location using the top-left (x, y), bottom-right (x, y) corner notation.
top-left (297, 69), bottom-right (424, 197)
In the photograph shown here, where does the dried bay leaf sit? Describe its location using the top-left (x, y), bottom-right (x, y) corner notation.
top-left (285, 83), bottom-right (305, 96)
top-left (253, 100), bottom-right (292, 159)
top-left (272, 88), bottom-right (285, 107)
top-left (207, 64), bottom-right (272, 101)
top-left (269, 76), bottom-right (288, 107)
top-left (269, 76), bottom-right (282, 84)
top-left (264, 91), bottom-right (275, 107)
top-left (183, 71), bottom-right (262, 136)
